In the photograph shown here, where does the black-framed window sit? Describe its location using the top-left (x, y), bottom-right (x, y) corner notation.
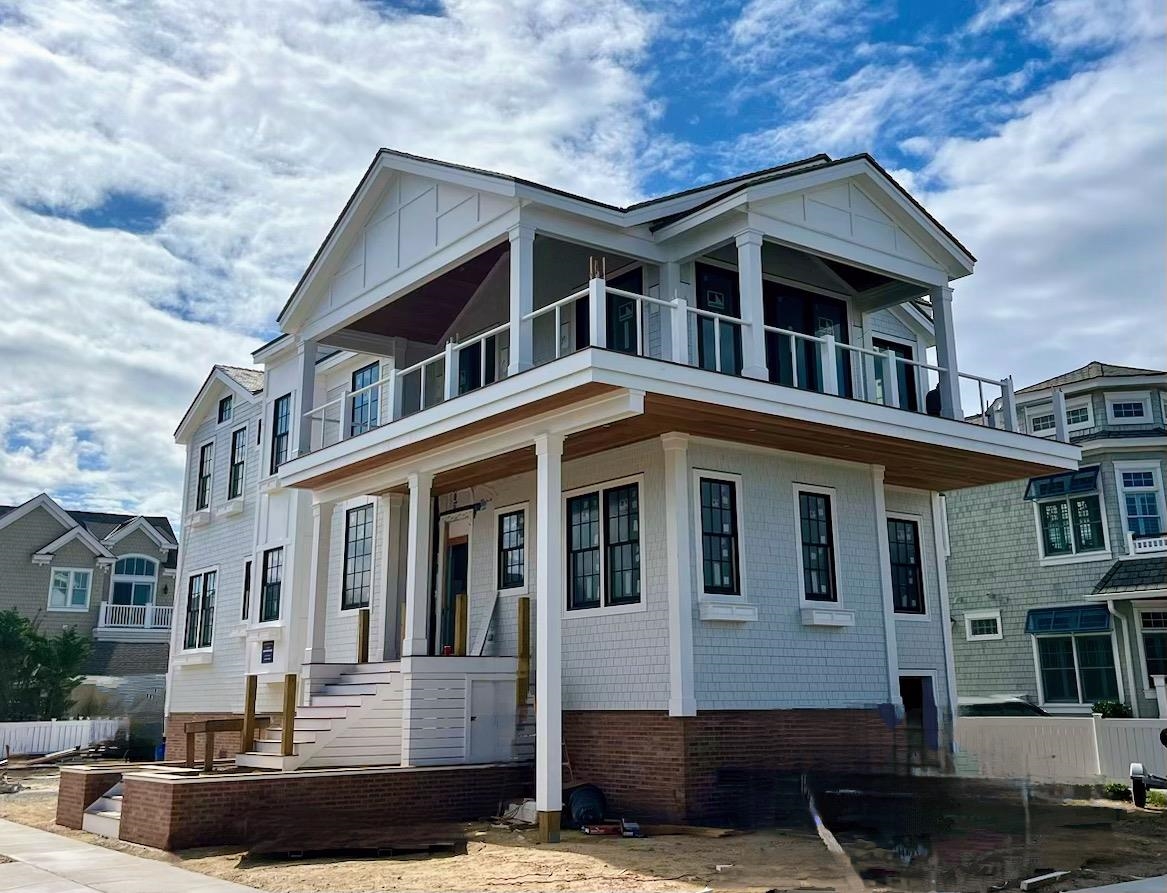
top-left (241, 560), bottom-right (252, 621)
top-left (566, 481), bottom-right (642, 610)
top-left (218, 395), bottom-right (233, 423)
top-left (694, 263), bottom-right (743, 375)
top-left (497, 509), bottom-right (525, 591)
top-left (567, 493), bottom-right (601, 610)
top-left (1141, 611), bottom-right (1167, 686)
top-left (228, 427), bottom-right (247, 500)
top-left (1038, 494), bottom-right (1105, 557)
top-left (350, 363), bottom-right (380, 437)
top-left (342, 505), bottom-right (374, 610)
top-left (798, 490), bottom-right (837, 602)
top-left (270, 394), bottom-right (291, 474)
top-left (183, 570), bottom-right (216, 649)
top-left (872, 338), bottom-right (918, 412)
top-left (1037, 634), bottom-right (1118, 703)
top-left (604, 484), bottom-right (640, 605)
top-left (888, 518), bottom-right (924, 614)
top-left (699, 477), bottom-right (740, 595)
top-left (260, 547), bottom-right (283, 622)
top-left (196, 443), bottom-right (213, 510)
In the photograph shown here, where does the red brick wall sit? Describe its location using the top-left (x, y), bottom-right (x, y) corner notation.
top-left (164, 712), bottom-right (250, 763)
top-left (56, 768), bottom-right (125, 829)
top-left (119, 763), bottom-right (530, 850)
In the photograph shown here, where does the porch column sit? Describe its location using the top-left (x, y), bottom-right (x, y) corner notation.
top-left (1154, 675), bottom-right (1167, 719)
top-left (659, 261), bottom-right (687, 364)
top-left (662, 433), bottom-right (696, 716)
top-left (929, 285), bottom-right (962, 419)
top-left (295, 339), bottom-right (318, 457)
top-left (379, 492), bottom-right (407, 661)
top-left (402, 471), bottom-right (434, 657)
top-left (508, 224), bottom-right (535, 376)
top-left (735, 230), bottom-right (769, 381)
top-left (534, 431), bottom-right (564, 842)
top-left (871, 467), bottom-right (901, 709)
top-left (303, 500), bottom-right (334, 665)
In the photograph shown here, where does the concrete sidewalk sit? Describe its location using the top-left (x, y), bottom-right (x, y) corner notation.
top-left (1075, 879), bottom-right (1167, 893)
top-left (0, 819), bottom-right (257, 892)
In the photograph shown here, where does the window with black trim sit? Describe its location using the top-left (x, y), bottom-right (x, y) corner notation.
top-left (260, 547), bottom-right (283, 622)
top-left (270, 394), bottom-right (291, 474)
top-left (342, 505), bottom-right (373, 609)
top-left (183, 569), bottom-right (216, 649)
top-left (1037, 495), bottom-right (1105, 557)
top-left (228, 427), bottom-right (247, 499)
top-left (196, 443), bottom-right (213, 510)
top-left (1036, 634), bottom-right (1118, 703)
top-left (699, 477), bottom-right (740, 595)
top-left (798, 490), bottom-right (837, 602)
top-left (887, 518), bottom-right (924, 614)
top-left (218, 395), bottom-right (233, 423)
top-left (350, 362), bottom-right (380, 437)
top-left (497, 509), bottom-right (525, 591)
top-left (566, 481), bottom-right (641, 610)
top-left (241, 560), bottom-right (252, 621)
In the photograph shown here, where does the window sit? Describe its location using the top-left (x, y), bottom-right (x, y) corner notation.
top-left (797, 488), bottom-right (837, 602)
top-left (228, 427), bottom-right (247, 500)
top-left (965, 610), bottom-right (1002, 641)
top-left (260, 547), bottom-right (283, 622)
top-left (1036, 634), bottom-right (1118, 704)
top-left (110, 556), bottom-right (157, 606)
top-left (241, 560), bottom-right (252, 621)
top-left (183, 569), bottom-right (216, 649)
top-left (566, 479), bottom-right (642, 611)
top-left (1066, 404), bottom-right (1091, 427)
top-left (342, 505), bottom-right (374, 610)
top-left (1036, 495), bottom-right (1106, 558)
top-left (196, 442), bottom-right (213, 510)
top-left (48, 569), bottom-right (91, 611)
top-left (1139, 611), bottom-right (1167, 688)
top-left (270, 394), bottom-right (291, 474)
top-left (1117, 464), bottom-right (1164, 538)
top-left (699, 477), bottom-right (740, 596)
top-left (1030, 413), bottom-right (1056, 434)
top-left (217, 395), bottom-right (233, 424)
top-left (350, 363), bottom-right (380, 437)
top-left (496, 508), bottom-right (526, 592)
top-left (1111, 401), bottom-right (1145, 419)
top-left (887, 518), bottom-right (924, 614)
top-left (1106, 391), bottom-right (1152, 425)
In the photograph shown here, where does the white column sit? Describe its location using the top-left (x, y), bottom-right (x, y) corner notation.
top-left (402, 471), bottom-right (434, 657)
top-left (1052, 388), bottom-right (1069, 443)
top-left (303, 501), bottom-right (334, 665)
top-left (295, 339), bottom-right (318, 456)
top-left (662, 433), bottom-right (696, 716)
top-left (1000, 376), bottom-right (1018, 431)
top-left (660, 262), bottom-right (687, 365)
top-left (735, 230), bottom-right (769, 381)
top-left (930, 285), bottom-right (962, 419)
top-left (588, 274), bottom-right (607, 349)
top-left (872, 467), bottom-right (901, 709)
top-left (1153, 675), bottom-right (1167, 719)
top-left (377, 492), bottom-right (406, 661)
top-left (931, 491), bottom-right (959, 742)
top-left (534, 431), bottom-right (564, 842)
top-left (508, 224), bottom-right (535, 376)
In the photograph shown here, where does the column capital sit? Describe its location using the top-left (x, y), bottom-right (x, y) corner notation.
top-left (659, 432), bottom-right (691, 454)
top-left (534, 431), bottom-right (565, 458)
top-left (734, 228), bottom-right (764, 248)
top-left (508, 222), bottom-right (535, 243)
top-left (407, 469), bottom-right (434, 491)
top-left (930, 284), bottom-right (954, 302)
top-left (871, 464), bottom-right (886, 484)
top-left (296, 338), bottom-right (318, 359)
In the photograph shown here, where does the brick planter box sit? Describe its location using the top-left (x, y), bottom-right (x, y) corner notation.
top-left (56, 766), bottom-right (127, 829)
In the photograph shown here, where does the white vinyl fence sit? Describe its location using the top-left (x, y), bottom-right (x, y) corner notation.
top-left (955, 715), bottom-right (1167, 783)
top-left (0, 718), bottom-right (127, 757)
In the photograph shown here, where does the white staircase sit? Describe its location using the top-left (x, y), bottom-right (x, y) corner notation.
top-left (81, 781), bottom-right (123, 839)
top-left (236, 663), bottom-right (403, 771)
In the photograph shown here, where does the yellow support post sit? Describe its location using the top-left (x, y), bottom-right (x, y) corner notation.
top-left (281, 673), bottom-right (297, 757)
top-left (516, 595), bottom-right (531, 706)
top-left (241, 674), bottom-right (258, 753)
top-left (454, 593), bottom-right (468, 656)
top-left (357, 608), bottom-right (370, 664)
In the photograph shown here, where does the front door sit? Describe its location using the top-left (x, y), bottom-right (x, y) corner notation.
top-left (438, 518), bottom-right (471, 655)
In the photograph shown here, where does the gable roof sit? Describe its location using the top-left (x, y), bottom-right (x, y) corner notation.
top-left (103, 515), bottom-right (178, 551)
top-left (174, 364), bottom-right (265, 443)
top-left (0, 493), bottom-right (176, 560)
top-left (32, 524), bottom-right (116, 563)
top-left (220, 364), bottom-right (265, 394)
top-left (1017, 361), bottom-right (1166, 395)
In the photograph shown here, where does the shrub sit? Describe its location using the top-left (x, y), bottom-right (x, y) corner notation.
top-left (0, 609), bottom-right (90, 721)
top-left (1104, 782), bottom-right (1132, 801)
top-left (1149, 790), bottom-right (1167, 808)
top-left (1093, 700), bottom-right (1132, 718)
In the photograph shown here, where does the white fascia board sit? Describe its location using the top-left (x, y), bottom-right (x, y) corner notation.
top-left (518, 205), bottom-right (663, 263)
top-left (252, 334), bottom-right (293, 364)
top-left (35, 524), bottom-right (115, 560)
top-left (1081, 437), bottom-right (1167, 454)
top-left (103, 516), bottom-right (177, 550)
top-left (1017, 375), bottom-right (1167, 403)
top-left (174, 367), bottom-right (263, 445)
top-left (0, 493), bottom-right (76, 536)
top-left (896, 303), bottom-right (936, 343)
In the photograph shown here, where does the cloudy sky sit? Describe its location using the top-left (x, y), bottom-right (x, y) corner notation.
top-left (0, 0), bottom-right (1163, 520)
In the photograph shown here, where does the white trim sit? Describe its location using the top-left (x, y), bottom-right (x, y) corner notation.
top-left (1113, 460), bottom-right (1167, 548)
top-left (1028, 612), bottom-right (1123, 709)
top-left (1105, 390), bottom-right (1153, 426)
top-left (1031, 486), bottom-right (1112, 566)
top-left (47, 567), bottom-right (93, 612)
top-left (1081, 436), bottom-right (1167, 453)
top-left (791, 482), bottom-right (844, 609)
top-left (561, 473), bottom-right (648, 619)
top-left (32, 525), bottom-right (116, 563)
top-left (434, 509), bottom-right (474, 647)
top-left (873, 468), bottom-right (901, 706)
top-left (337, 500), bottom-right (378, 614)
top-left (102, 516), bottom-right (177, 551)
top-left (194, 438), bottom-right (215, 513)
top-left (180, 564), bottom-right (220, 652)
top-left (1134, 603), bottom-right (1167, 699)
top-left (931, 492), bottom-right (958, 722)
top-left (886, 509), bottom-right (931, 620)
top-left (241, 557), bottom-right (254, 623)
top-left (0, 493), bottom-right (76, 536)
top-left (1025, 394), bottom-right (1094, 437)
top-left (661, 433), bottom-right (697, 715)
top-left (225, 423), bottom-right (250, 503)
top-left (493, 502), bottom-right (530, 597)
top-left (217, 394), bottom-right (234, 426)
top-left (174, 366), bottom-right (263, 445)
top-left (964, 609), bottom-right (1002, 641)
top-left (691, 469), bottom-right (756, 622)
top-left (106, 553), bottom-right (160, 608)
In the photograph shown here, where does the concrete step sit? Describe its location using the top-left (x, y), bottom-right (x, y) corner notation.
top-left (258, 728), bottom-right (318, 744)
top-left (235, 751), bottom-right (300, 771)
top-left (89, 796), bottom-right (122, 814)
top-left (81, 810), bottom-right (121, 839)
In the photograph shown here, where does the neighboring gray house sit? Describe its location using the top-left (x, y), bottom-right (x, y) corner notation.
top-left (948, 362), bottom-right (1167, 717)
top-left (0, 493), bottom-right (179, 683)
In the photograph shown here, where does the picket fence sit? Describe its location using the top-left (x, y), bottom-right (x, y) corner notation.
top-left (0, 718), bottom-right (127, 757)
top-left (955, 715), bottom-right (1167, 783)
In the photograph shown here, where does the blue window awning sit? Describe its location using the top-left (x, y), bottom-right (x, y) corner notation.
top-left (1024, 465), bottom-right (1100, 501)
top-left (1025, 605), bottom-right (1111, 634)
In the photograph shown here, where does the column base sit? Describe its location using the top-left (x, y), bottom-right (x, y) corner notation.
top-left (742, 365), bottom-right (770, 381)
top-left (537, 810), bottom-right (561, 843)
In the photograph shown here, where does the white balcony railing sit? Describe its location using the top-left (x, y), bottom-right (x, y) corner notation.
top-left (1129, 532), bottom-right (1167, 556)
top-left (97, 602), bottom-right (173, 629)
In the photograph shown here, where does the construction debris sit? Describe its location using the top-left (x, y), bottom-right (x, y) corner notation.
top-left (640, 823), bottom-right (739, 838)
top-left (1019, 870), bottom-right (1071, 890)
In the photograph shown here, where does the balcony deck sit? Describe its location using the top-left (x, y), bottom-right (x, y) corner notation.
top-left (94, 603), bottom-right (173, 643)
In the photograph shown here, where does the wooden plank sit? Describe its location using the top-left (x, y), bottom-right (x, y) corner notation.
top-left (241, 675), bottom-right (258, 753)
top-left (517, 596), bottom-right (531, 707)
top-left (281, 674), bottom-right (298, 758)
top-left (357, 609), bottom-right (370, 664)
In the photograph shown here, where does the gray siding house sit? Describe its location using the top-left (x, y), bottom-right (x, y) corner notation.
top-left (948, 363), bottom-right (1167, 717)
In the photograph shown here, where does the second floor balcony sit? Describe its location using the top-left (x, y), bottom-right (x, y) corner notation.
top-left (94, 601), bottom-right (173, 643)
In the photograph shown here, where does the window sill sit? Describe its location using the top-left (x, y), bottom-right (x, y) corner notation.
top-left (187, 510), bottom-right (212, 529)
top-left (46, 605), bottom-right (90, 613)
top-left (894, 611), bottom-right (931, 622)
top-left (247, 621), bottom-right (285, 639)
top-left (172, 649), bottom-right (213, 666)
top-left (259, 476), bottom-right (283, 493)
top-left (1038, 551), bottom-right (1112, 567)
top-left (966, 634), bottom-right (1004, 642)
top-left (800, 606), bottom-right (855, 628)
top-left (698, 598), bottom-right (758, 623)
top-left (1039, 703), bottom-right (1093, 715)
top-left (217, 499), bottom-right (245, 518)
top-left (563, 599), bottom-right (647, 619)
top-left (498, 585), bottom-right (529, 598)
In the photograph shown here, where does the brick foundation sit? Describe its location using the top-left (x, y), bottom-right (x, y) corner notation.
top-left (56, 767), bottom-right (126, 829)
top-left (564, 708), bottom-right (909, 825)
top-left (164, 712), bottom-right (256, 764)
top-left (119, 763), bottom-right (530, 850)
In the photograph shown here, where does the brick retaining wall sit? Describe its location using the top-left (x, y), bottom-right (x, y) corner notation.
top-left (56, 767), bottom-right (126, 829)
top-left (163, 712), bottom-right (254, 763)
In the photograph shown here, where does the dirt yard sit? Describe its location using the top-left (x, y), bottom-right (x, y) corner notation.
top-left (1, 769), bottom-right (1164, 892)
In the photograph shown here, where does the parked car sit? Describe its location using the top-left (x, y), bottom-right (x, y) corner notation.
top-left (958, 696), bottom-right (1050, 717)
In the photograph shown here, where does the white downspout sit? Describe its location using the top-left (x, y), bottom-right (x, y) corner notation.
top-left (1108, 599), bottom-right (1140, 718)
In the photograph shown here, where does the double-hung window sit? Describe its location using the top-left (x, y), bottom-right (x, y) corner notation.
top-left (1027, 606), bottom-right (1119, 705)
top-left (241, 559), bottom-right (252, 621)
top-left (1025, 466), bottom-right (1107, 560)
top-left (496, 507), bottom-right (526, 592)
top-left (1116, 464), bottom-right (1164, 539)
top-left (228, 427), bottom-right (247, 500)
top-left (183, 569), bottom-right (216, 649)
top-left (887, 517), bottom-right (925, 615)
top-left (797, 488), bottom-right (837, 602)
top-left (699, 477), bottom-right (740, 596)
top-left (196, 443), bottom-right (213, 510)
top-left (1138, 610), bottom-right (1167, 690)
top-left (270, 394), bottom-right (291, 474)
top-left (350, 363), bottom-right (380, 437)
top-left (341, 505), bottom-right (373, 610)
top-left (566, 479), bottom-right (641, 611)
top-left (48, 569), bottom-right (91, 611)
top-left (217, 395), bottom-right (233, 424)
top-left (260, 547), bottom-right (284, 622)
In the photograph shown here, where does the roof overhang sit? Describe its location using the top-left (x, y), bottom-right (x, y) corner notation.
top-left (174, 367), bottom-right (264, 444)
top-left (32, 525), bottom-right (116, 565)
top-left (103, 516), bottom-right (178, 551)
top-left (0, 493), bottom-right (76, 536)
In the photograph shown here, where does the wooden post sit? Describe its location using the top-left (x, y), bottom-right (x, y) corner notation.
top-left (281, 673), bottom-right (297, 757)
top-left (203, 731), bottom-right (215, 772)
top-left (241, 674), bottom-right (258, 753)
top-left (357, 608), bottom-right (370, 664)
top-left (454, 593), bottom-right (468, 657)
top-left (185, 730), bottom-right (195, 768)
top-left (516, 595), bottom-right (531, 706)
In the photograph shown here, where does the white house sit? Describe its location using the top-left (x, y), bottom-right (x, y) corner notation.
top-left (166, 149), bottom-right (1078, 838)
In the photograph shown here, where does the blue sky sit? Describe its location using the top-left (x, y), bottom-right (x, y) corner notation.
top-left (0, 0), bottom-right (1163, 519)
